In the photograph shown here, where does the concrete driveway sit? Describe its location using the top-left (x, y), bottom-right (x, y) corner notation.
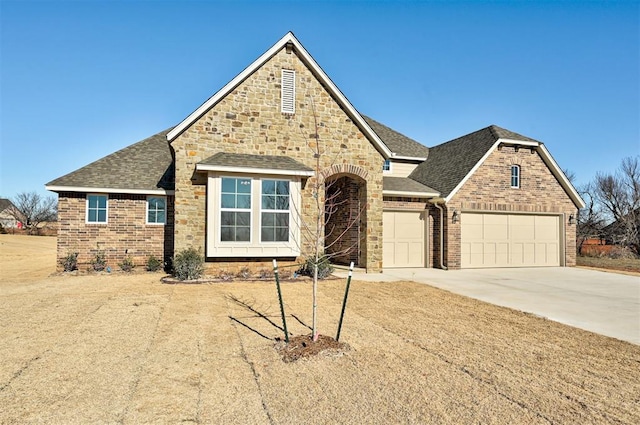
top-left (338, 267), bottom-right (640, 345)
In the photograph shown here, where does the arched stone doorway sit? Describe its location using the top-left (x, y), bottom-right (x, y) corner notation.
top-left (323, 173), bottom-right (367, 267)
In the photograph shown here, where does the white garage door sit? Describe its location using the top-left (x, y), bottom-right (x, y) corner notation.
top-left (461, 213), bottom-right (561, 268)
top-left (383, 210), bottom-right (425, 267)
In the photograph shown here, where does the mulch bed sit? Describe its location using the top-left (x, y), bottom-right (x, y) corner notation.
top-left (275, 334), bottom-right (350, 363)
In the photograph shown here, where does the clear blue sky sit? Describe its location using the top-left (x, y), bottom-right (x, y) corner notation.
top-left (1, 0), bottom-right (638, 200)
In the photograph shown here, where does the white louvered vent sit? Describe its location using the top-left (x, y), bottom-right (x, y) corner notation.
top-left (281, 69), bottom-right (295, 114)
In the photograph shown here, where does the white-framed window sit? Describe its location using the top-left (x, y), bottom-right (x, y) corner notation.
top-left (382, 159), bottom-right (392, 173)
top-left (281, 69), bottom-right (295, 114)
top-left (147, 196), bottom-right (166, 225)
top-left (261, 179), bottom-right (290, 242)
top-left (86, 194), bottom-right (108, 223)
top-left (511, 165), bottom-right (520, 188)
top-left (220, 177), bottom-right (252, 242)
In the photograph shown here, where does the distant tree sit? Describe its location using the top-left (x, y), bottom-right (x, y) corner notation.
top-left (593, 156), bottom-right (640, 253)
top-left (576, 182), bottom-right (605, 253)
top-left (9, 191), bottom-right (57, 235)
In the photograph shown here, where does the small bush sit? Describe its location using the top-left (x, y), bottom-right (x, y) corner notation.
top-left (0, 223), bottom-right (6, 234)
top-left (62, 252), bottom-right (78, 272)
top-left (297, 255), bottom-right (334, 280)
top-left (607, 246), bottom-right (639, 260)
top-left (91, 250), bottom-right (107, 272)
top-left (172, 247), bottom-right (204, 281)
top-left (146, 255), bottom-right (163, 272)
top-left (237, 266), bottom-right (251, 279)
top-left (217, 269), bottom-right (234, 281)
top-left (119, 256), bottom-right (135, 273)
top-left (258, 269), bottom-right (273, 280)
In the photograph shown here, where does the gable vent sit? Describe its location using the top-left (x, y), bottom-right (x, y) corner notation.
top-left (281, 69), bottom-right (295, 114)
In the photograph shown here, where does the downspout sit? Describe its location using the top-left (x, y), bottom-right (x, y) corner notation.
top-left (430, 199), bottom-right (447, 270)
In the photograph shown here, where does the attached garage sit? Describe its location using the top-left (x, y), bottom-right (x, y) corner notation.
top-left (383, 210), bottom-right (426, 267)
top-left (460, 212), bottom-right (562, 268)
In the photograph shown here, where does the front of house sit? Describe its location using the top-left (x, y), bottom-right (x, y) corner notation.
top-left (46, 33), bottom-right (584, 273)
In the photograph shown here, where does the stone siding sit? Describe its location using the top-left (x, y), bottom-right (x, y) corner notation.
top-left (445, 145), bottom-right (578, 269)
top-left (56, 192), bottom-right (174, 270)
top-left (171, 47), bottom-right (385, 272)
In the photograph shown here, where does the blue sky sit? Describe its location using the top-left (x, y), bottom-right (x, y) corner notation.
top-left (1, 0), bottom-right (638, 200)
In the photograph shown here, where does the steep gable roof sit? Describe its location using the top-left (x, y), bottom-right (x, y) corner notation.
top-left (197, 152), bottom-right (314, 176)
top-left (46, 129), bottom-right (174, 194)
top-left (0, 198), bottom-right (14, 213)
top-left (166, 32), bottom-right (393, 159)
top-left (363, 116), bottom-right (429, 159)
top-left (409, 125), bottom-right (585, 208)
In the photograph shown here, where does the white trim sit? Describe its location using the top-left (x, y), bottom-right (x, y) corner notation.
top-left (195, 163), bottom-right (314, 177)
top-left (281, 69), bottom-right (296, 114)
top-left (166, 32), bottom-right (393, 159)
top-left (510, 164), bottom-right (521, 189)
top-left (382, 159), bottom-right (392, 174)
top-left (86, 193), bottom-right (108, 224)
top-left (537, 144), bottom-right (585, 208)
top-left (383, 190), bottom-right (439, 198)
top-left (146, 195), bottom-right (167, 225)
top-left (46, 185), bottom-right (174, 196)
top-left (444, 140), bottom-right (501, 203)
top-left (498, 138), bottom-right (539, 147)
top-left (390, 154), bottom-right (427, 161)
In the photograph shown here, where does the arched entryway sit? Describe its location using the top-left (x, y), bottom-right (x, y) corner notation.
top-left (324, 173), bottom-right (367, 267)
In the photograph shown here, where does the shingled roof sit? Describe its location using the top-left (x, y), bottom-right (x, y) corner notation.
top-left (363, 115), bottom-right (429, 158)
top-left (409, 125), bottom-right (539, 198)
top-left (383, 177), bottom-right (439, 196)
top-left (198, 152), bottom-right (314, 174)
top-left (46, 129), bottom-right (174, 192)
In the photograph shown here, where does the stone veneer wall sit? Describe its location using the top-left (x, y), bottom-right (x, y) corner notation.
top-left (445, 146), bottom-right (578, 269)
top-left (56, 192), bottom-right (174, 270)
top-left (171, 47), bottom-right (385, 273)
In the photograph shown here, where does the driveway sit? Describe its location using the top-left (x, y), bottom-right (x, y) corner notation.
top-left (337, 267), bottom-right (640, 345)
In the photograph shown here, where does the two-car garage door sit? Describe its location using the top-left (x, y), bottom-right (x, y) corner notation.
top-left (461, 213), bottom-right (561, 268)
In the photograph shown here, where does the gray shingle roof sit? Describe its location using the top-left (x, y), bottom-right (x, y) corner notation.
top-left (383, 177), bottom-right (439, 196)
top-left (199, 152), bottom-right (314, 172)
top-left (363, 115), bottom-right (430, 158)
top-left (0, 198), bottom-right (13, 213)
top-left (409, 125), bottom-right (539, 198)
top-left (47, 129), bottom-right (174, 192)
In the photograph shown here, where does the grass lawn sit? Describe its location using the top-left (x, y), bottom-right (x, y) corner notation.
top-left (1, 235), bottom-right (639, 424)
top-left (577, 255), bottom-right (640, 274)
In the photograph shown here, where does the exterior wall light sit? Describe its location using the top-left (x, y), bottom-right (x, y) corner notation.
top-left (452, 209), bottom-right (460, 223)
top-left (568, 213), bottom-right (576, 225)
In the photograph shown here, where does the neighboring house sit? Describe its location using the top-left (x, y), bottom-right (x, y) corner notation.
top-left (46, 32), bottom-right (584, 272)
top-left (0, 198), bottom-right (22, 229)
top-left (601, 207), bottom-right (640, 252)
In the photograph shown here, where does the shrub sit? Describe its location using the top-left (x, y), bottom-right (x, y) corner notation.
top-left (119, 256), bottom-right (135, 273)
top-left (607, 246), bottom-right (639, 260)
top-left (297, 255), bottom-right (334, 280)
top-left (146, 255), bottom-right (163, 272)
top-left (172, 247), bottom-right (204, 281)
top-left (62, 252), bottom-right (78, 272)
top-left (91, 250), bottom-right (107, 272)
top-left (236, 266), bottom-right (251, 279)
top-left (0, 223), bottom-right (6, 234)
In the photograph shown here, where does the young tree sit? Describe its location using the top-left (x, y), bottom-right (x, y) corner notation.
top-left (295, 96), bottom-right (365, 342)
top-left (576, 182), bottom-right (605, 253)
top-left (594, 156), bottom-right (640, 252)
top-left (9, 191), bottom-right (57, 235)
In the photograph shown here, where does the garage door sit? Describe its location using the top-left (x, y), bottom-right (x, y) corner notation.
top-left (383, 210), bottom-right (425, 267)
top-left (461, 213), bottom-right (560, 268)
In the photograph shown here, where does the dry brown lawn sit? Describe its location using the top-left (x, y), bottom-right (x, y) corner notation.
top-left (1, 234), bottom-right (639, 424)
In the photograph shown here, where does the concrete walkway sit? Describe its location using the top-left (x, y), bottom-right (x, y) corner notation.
top-left (334, 267), bottom-right (640, 345)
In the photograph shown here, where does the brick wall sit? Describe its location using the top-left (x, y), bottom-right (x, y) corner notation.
top-left (56, 192), bottom-right (174, 270)
top-left (446, 145), bottom-right (578, 269)
top-left (171, 47), bottom-right (385, 272)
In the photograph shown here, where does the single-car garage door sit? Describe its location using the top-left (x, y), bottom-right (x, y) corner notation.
top-left (461, 213), bottom-right (561, 268)
top-left (383, 210), bottom-right (425, 267)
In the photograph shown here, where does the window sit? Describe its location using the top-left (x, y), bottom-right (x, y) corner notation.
top-left (147, 197), bottom-right (166, 224)
top-left (220, 177), bottom-right (251, 242)
top-left (261, 180), bottom-right (290, 242)
top-left (382, 160), bottom-right (391, 173)
top-left (281, 69), bottom-right (295, 114)
top-left (511, 165), bottom-right (520, 188)
top-left (86, 194), bottom-right (108, 223)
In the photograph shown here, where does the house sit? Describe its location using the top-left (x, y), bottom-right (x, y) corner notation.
top-left (46, 32), bottom-right (584, 272)
top-left (0, 198), bottom-right (22, 229)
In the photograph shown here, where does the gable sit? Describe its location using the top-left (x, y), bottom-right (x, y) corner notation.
top-left (167, 32), bottom-right (393, 159)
